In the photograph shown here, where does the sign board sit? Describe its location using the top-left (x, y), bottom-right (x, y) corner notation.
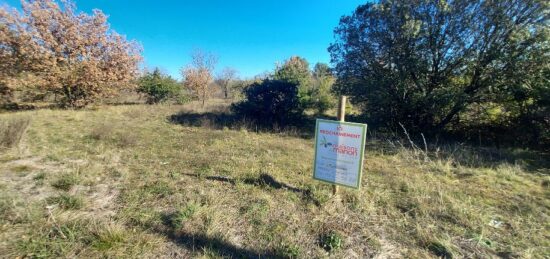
top-left (313, 119), bottom-right (367, 189)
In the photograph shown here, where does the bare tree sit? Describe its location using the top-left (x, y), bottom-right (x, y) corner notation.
top-left (215, 67), bottom-right (238, 99)
top-left (181, 49), bottom-right (217, 107)
top-left (0, 0), bottom-right (142, 107)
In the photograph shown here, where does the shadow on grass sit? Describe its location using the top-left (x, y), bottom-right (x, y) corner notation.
top-left (168, 110), bottom-right (317, 138)
top-left (183, 173), bottom-right (321, 206)
top-left (127, 173), bottom-right (313, 257)
top-left (104, 101), bottom-right (144, 106)
top-left (154, 215), bottom-right (280, 258)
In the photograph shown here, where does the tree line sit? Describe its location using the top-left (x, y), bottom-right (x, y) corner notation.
top-left (1, 0), bottom-right (548, 148)
top-left (0, 1), bottom-right (239, 108)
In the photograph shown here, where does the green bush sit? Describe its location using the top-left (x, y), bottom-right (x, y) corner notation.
top-left (232, 80), bottom-right (304, 128)
top-left (138, 68), bottom-right (182, 104)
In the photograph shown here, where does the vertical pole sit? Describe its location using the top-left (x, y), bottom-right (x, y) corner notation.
top-left (333, 96), bottom-right (347, 196)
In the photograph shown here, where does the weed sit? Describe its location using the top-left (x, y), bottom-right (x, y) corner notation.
top-left (320, 231), bottom-right (343, 252)
top-left (278, 242), bottom-right (300, 258)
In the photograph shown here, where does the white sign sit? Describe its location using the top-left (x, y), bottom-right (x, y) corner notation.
top-left (313, 119), bottom-right (367, 189)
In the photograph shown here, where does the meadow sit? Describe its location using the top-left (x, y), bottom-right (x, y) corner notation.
top-left (0, 100), bottom-right (548, 258)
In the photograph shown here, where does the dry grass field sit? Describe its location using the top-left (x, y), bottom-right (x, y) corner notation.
top-left (0, 101), bottom-right (548, 258)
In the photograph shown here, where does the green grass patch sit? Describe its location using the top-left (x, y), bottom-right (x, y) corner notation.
top-left (47, 194), bottom-right (84, 210)
top-left (51, 173), bottom-right (79, 191)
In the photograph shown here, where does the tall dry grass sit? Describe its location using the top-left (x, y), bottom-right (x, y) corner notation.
top-left (0, 116), bottom-right (30, 149)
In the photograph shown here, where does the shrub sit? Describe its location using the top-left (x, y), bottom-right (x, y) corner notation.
top-left (232, 80), bottom-right (304, 128)
top-left (138, 68), bottom-right (182, 104)
top-left (174, 94), bottom-right (192, 105)
top-left (0, 116), bottom-right (30, 149)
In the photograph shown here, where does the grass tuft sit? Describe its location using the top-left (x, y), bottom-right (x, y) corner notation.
top-left (91, 224), bottom-right (127, 251)
top-left (164, 202), bottom-right (199, 230)
top-left (89, 124), bottom-right (114, 141)
top-left (0, 116), bottom-right (30, 148)
top-left (46, 194), bottom-right (84, 210)
top-left (51, 173), bottom-right (79, 191)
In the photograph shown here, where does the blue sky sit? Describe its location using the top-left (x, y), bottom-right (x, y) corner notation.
top-left (1, 0), bottom-right (365, 79)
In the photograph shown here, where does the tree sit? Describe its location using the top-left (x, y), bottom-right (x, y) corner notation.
top-left (0, 0), bottom-right (142, 107)
top-left (329, 0), bottom-right (549, 135)
top-left (0, 5), bottom-right (44, 103)
top-left (311, 63), bottom-right (336, 114)
top-left (181, 49), bottom-right (217, 107)
top-left (313, 63), bottom-right (332, 79)
top-left (215, 67), bottom-right (238, 99)
top-left (138, 68), bottom-right (181, 104)
top-left (274, 56), bottom-right (313, 108)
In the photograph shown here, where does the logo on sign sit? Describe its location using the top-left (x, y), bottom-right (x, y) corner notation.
top-left (319, 133), bottom-right (359, 157)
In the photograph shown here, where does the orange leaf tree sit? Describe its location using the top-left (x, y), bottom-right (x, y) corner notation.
top-left (181, 49), bottom-right (217, 108)
top-left (0, 0), bottom-right (142, 107)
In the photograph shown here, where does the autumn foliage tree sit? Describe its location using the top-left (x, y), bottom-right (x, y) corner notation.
top-left (0, 0), bottom-right (142, 107)
top-left (181, 50), bottom-right (217, 108)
